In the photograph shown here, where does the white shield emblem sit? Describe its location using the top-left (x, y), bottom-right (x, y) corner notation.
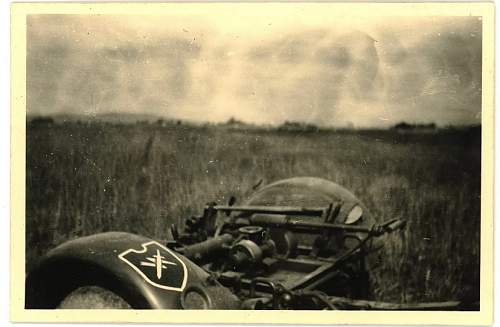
top-left (118, 241), bottom-right (188, 292)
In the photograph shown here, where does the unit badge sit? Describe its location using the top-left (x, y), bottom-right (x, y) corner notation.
top-left (118, 241), bottom-right (188, 292)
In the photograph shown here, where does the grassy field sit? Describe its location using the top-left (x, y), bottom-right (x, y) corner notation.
top-left (26, 121), bottom-right (481, 304)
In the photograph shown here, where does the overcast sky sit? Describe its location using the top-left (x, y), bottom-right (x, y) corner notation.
top-left (27, 13), bottom-right (482, 127)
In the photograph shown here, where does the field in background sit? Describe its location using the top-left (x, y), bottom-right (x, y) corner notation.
top-left (26, 121), bottom-right (481, 303)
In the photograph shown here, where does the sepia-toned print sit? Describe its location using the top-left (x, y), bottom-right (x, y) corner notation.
top-left (12, 3), bottom-right (493, 323)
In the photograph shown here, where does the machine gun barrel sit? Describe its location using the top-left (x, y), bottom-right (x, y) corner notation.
top-left (210, 204), bottom-right (405, 234)
top-left (248, 215), bottom-right (370, 233)
top-left (214, 205), bottom-right (326, 217)
top-left (247, 215), bottom-right (406, 235)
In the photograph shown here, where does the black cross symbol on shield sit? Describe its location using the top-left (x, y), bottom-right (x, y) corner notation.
top-left (118, 241), bottom-right (188, 292)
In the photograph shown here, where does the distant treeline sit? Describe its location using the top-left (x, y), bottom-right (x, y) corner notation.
top-left (27, 115), bottom-right (479, 134)
top-left (392, 122), bottom-right (436, 130)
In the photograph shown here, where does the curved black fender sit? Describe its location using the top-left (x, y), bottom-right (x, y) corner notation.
top-left (25, 232), bottom-right (240, 309)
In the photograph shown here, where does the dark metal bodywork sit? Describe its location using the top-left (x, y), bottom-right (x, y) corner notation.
top-left (25, 232), bottom-right (239, 309)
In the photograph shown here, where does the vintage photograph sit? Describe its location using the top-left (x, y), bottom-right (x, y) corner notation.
top-left (16, 3), bottom-right (491, 320)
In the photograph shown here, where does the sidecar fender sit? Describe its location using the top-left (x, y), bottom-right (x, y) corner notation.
top-left (25, 232), bottom-right (239, 309)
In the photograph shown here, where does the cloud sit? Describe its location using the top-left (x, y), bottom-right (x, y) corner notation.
top-left (28, 15), bottom-right (203, 117)
top-left (27, 15), bottom-right (482, 127)
top-left (370, 18), bottom-right (482, 125)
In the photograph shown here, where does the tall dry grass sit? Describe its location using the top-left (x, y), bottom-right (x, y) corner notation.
top-left (26, 122), bottom-right (480, 303)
